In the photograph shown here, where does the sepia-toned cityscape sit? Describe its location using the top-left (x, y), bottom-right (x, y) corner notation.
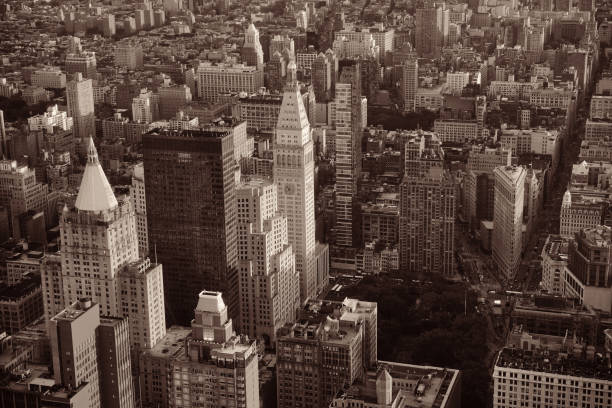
top-left (0, 0), bottom-right (609, 406)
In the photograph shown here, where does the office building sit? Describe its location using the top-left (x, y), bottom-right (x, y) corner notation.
top-left (399, 133), bottom-right (455, 276)
top-left (143, 128), bottom-right (238, 325)
top-left (401, 58), bottom-right (418, 113)
top-left (560, 189), bottom-right (606, 238)
top-left (335, 62), bottom-right (363, 248)
top-left (415, 4), bottom-right (446, 59)
top-left (158, 85), bottom-right (192, 120)
top-left (241, 23), bottom-right (264, 70)
top-left (50, 300), bottom-right (102, 408)
top-left (0, 160), bottom-right (48, 239)
top-left (130, 163), bottom-right (148, 258)
top-left (274, 82), bottom-right (318, 303)
top-left (330, 361), bottom-right (461, 408)
top-left (57, 139), bottom-right (138, 317)
top-left (276, 298), bottom-right (377, 408)
top-left (66, 73), bottom-right (95, 139)
top-left (492, 166), bottom-right (526, 280)
top-left (236, 178), bottom-right (299, 346)
top-left (139, 291), bottom-right (259, 408)
top-left (132, 88), bottom-right (159, 123)
top-left (97, 316), bottom-right (134, 408)
top-left (115, 45), bottom-right (144, 70)
top-left (540, 235), bottom-right (569, 296)
top-left (269, 34), bottom-right (295, 62)
top-left (493, 328), bottom-right (612, 408)
top-left (117, 258), bottom-right (166, 350)
top-left (50, 299), bottom-right (134, 408)
top-left (0, 275), bottom-right (44, 335)
top-left (446, 71), bottom-right (470, 95)
top-left (27, 104), bottom-right (73, 133)
top-left (31, 67), bottom-right (66, 89)
top-left (565, 226), bottom-right (612, 313)
top-left (312, 53), bottom-right (332, 102)
top-left (195, 62), bottom-right (264, 102)
top-left (65, 37), bottom-right (97, 79)
top-left (463, 146), bottom-right (512, 230)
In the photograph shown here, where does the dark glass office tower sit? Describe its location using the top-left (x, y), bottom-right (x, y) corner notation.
top-left (143, 128), bottom-right (237, 325)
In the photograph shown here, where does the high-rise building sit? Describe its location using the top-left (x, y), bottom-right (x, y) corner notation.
top-left (236, 178), bottom-right (299, 346)
top-left (115, 45), bottom-right (144, 70)
top-left (59, 139), bottom-right (137, 317)
top-left (276, 298), bottom-right (377, 408)
top-left (66, 73), bottom-right (95, 139)
top-left (274, 82), bottom-right (318, 303)
top-left (117, 258), bottom-right (166, 349)
top-left (415, 4), bottom-right (446, 59)
top-left (565, 226), bottom-right (612, 313)
top-left (399, 133), bottom-right (455, 276)
top-left (241, 23), bottom-right (264, 70)
top-left (27, 104), bottom-right (73, 133)
top-left (97, 316), bottom-right (135, 408)
top-left (50, 299), bottom-right (135, 408)
top-left (50, 300), bottom-right (102, 408)
top-left (158, 85), bottom-right (192, 120)
top-left (266, 51), bottom-right (286, 92)
top-left (540, 234), bottom-right (569, 296)
top-left (335, 61), bottom-right (362, 248)
top-left (143, 128), bottom-right (238, 325)
top-left (65, 36), bottom-right (97, 79)
top-left (493, 328), bottom-right (610, 408)
top-left (132, 88), bottom-right (159, 123)
top-left (312, 53), bottom-right (332, 102)
top-left (463, 145), bottom-right (512, 230)
top-left (43, 140), bottom-right (166, 357)
top-left (195, 62), bottom-right (264, 102)
top-left (492, 165), bottom-right (526, 280)
top-left (0, 160), bottom-right (49, 239)
top-left (269, 34), bottom-right (295, 62)
top-left (401, 58), bottom-right (418, 112)
top-left (130, 163), bottom-right (148, 257)
top-left (139, 291), bottom-right (259, 408)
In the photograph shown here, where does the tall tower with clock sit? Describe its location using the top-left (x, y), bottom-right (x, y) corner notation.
top-left (274, 81), bottom-right (317, 303)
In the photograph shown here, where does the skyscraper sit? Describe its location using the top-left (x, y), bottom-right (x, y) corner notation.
top-left (401, 58), bottom-right (418, 113)
top-left (50, 300), bottom-right (101, 408)
top-left (415, 4), bottom-right (446, 59)
top-left (131, 88), bottom-right (159, 123)
top-left (143, 128), bottom-right (238, 325)
top-left (59, 139), bottom-right (137, 317)
top-left (236, 178), bottom-right (300, 346)
top-left (311, 53), bottom-right (332, 102)
top-left (130, 163), bottom-right (148, 258)
top-left (492, 165), bottom-right (526, 280)
top-left (66, 72), bottom-right (95, 139)
top-left (241, 23), bottom-right (264, 70)
top-left (65, 36), bottom-right (97, 79)
top-left (335, 61), bottom-right (362, 249)
top-left (274, 82), bottom-right (318, 303)
top-left (399, 133), bottom-right (455, 276)
top-left (49, 299), bottom-right (135, 408)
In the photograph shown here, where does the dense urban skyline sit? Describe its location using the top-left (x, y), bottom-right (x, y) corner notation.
top-left (0, 0), bottom-right (609, 406)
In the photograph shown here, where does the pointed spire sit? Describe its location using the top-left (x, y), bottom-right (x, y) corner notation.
top-left (276, 83), bottom-right (309, 131)
top-left (75, 138), bottom-right (118, 213)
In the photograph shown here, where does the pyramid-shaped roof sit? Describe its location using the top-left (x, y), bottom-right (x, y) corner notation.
top-left (276, 84), bottom-right (310, 131)
top-left (75, 138), bottom-right (118, 212)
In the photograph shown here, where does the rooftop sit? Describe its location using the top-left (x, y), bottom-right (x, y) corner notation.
top-left (542, 235), bottom-right (570, 262)
top-left (495, 347), bottom-right (612, 381)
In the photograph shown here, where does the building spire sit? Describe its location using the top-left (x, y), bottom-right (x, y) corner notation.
top-left (74, 137), bottom-right (118, 212)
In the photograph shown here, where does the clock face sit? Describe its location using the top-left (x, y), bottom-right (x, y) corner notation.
top-left (284, 183), bottom-right (295, 195)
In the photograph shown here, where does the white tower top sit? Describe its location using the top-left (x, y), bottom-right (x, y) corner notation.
top-left (75, 138), bottom-right (118, 212)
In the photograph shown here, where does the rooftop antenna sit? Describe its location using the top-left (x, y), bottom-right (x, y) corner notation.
top-left (154, 243), bottom-right (158, 264)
